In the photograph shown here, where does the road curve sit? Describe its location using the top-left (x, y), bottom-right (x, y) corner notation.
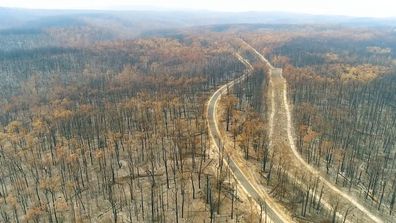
top-left (207, 53), bottom-right (289, 223)
top-left (241, 40), bottom-right (385, 223)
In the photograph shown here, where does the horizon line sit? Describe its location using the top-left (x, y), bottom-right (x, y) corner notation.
top-left (1, 6), bottom-right (395, 19)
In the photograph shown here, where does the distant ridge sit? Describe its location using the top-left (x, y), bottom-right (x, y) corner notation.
top-left (0, 7), bottom-right (395, 32)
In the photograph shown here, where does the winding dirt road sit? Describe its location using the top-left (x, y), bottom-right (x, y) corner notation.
top-left (241, 40), bottom-right (385, 223)
top-left (207, 53), bottom-right (291, 223)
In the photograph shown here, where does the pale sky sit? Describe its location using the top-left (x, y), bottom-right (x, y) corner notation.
top-left (1, 0), bottom-right (395, 18)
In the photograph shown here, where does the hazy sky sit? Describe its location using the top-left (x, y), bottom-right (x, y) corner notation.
top-left (1, 0), bottom-right (395, 17)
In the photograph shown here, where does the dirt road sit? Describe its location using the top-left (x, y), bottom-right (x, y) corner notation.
top-left (241, 40), bottom-right (385, 223)
top-left (207, 54), bottom-right (291, 223)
